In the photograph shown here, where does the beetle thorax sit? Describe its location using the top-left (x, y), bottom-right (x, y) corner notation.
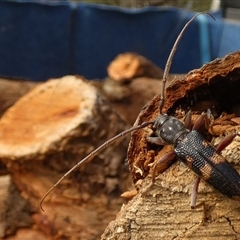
top-left (153, 114), bottom-right (188, 144)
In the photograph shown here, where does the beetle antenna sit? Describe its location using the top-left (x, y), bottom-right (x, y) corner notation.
top-left (159, 12), bottom-right (215, 114)
top-left (40, 121), bottom-right (153, 211)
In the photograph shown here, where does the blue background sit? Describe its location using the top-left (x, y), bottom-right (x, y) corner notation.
top-left (0, 1), bottom-right (239, 81)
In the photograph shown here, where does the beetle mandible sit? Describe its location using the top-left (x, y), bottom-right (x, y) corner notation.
top-left (40, 12), bottom-right (240, 211)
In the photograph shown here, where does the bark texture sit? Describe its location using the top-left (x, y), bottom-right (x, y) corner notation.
top-left (102, 51), bottom-right (240, 239)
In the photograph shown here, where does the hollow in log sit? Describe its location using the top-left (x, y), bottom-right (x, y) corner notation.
top-left (102, 51), bottom-right (240, 239)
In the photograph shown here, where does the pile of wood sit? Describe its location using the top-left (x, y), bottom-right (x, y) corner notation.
top-left (1, 51), bottom-right (240, 239)
top-left (0, 54), bottom-right (164, 239)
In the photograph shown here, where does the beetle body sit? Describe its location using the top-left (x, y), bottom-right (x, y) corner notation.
top-left (153, 114), bottom-right (240, 200)
top-left (175, 130), bottom-right (240, 200)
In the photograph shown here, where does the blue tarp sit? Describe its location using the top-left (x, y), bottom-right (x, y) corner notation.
top-left (0, 1), bottom-right (240, 81)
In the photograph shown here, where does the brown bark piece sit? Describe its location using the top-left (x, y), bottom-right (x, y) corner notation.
top-left (0, 76), bottom-right (132, 239)
top-left (107, 52), bottom-right (163, 82)
top-left (102, 51), bottom-right (240, 239)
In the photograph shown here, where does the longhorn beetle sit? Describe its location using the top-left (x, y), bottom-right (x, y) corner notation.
top-left (40, 12), bottom-right (240, 211)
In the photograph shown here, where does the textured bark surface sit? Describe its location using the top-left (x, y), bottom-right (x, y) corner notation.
top-left (0, 76), bottom-right (132, 239)
top-left (102, 51), bottom-right (240, 239)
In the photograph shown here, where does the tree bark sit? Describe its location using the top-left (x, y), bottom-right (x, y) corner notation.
top-left (101, 51), bottom-right (240, 239)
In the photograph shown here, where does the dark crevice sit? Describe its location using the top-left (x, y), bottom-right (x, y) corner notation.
top-left (225, 216), bottom-right (238, 238)
top-left (169, 69), bottom-right (240, 117)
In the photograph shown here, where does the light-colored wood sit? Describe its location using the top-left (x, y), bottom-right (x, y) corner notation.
top-left (107, 52), bottom-right (163, 82)
top-left (0, 75), bottom-right (131, 239)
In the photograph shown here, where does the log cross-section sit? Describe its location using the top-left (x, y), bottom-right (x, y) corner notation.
top-left (0, 75), bottom-right (132, 239)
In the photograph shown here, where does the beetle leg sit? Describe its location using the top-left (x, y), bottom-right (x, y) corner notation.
top-left (146, 136), bottom-right (165, 145)
top-left (192, 112), bottom-right (207, 130)
top-left (184, 110), bottom-right (192, 130)
top-left (190, 177), bottom-right (201, 208)
top-left (216, 133), bottom-right (236, 153)
top-left (191, 177), bottom-right (207, 222)
top-left (206, 109), bottom-right (215, 131)
top-left (151, 151), bottom-right (175, 184)
top-left (192, 110), bottom-right (214, 131)
top-left (142, 151), bottom-right (175, 196)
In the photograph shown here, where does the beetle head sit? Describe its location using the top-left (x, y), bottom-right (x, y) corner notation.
top-left (153, 114), bottom-right (187, 144)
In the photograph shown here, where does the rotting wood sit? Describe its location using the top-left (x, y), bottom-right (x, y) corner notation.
top-left (101, 51), bottom-right (240, 240)
top-left (0, 75), bottom-right (132, 239)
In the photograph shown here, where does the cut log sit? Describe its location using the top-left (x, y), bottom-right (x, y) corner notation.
top-left (101, 51), bottom-right (240, 239)
top-left (107, 52), bottom-right (163, 82)
top-left (0, 78), bottom-right (37, 175)
top-left (0, 75), bottom-right (132, 239)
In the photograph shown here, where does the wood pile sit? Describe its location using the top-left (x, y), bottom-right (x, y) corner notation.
top-left (1, 51), bottom-right (240, 239)
top-left (0, 55), bottom-right (164, 239)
